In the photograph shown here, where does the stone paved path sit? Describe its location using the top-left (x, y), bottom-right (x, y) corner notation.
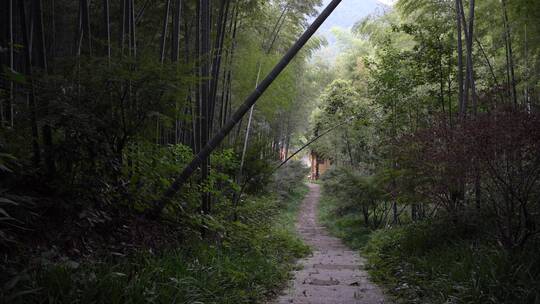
top-left (275, 183), bottom-right (389, 304)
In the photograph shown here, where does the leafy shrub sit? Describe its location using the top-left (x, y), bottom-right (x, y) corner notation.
top-left (271, 160), bottom-right (309, 202)
top-left (364, 220), bottom-right (540, 304)
top-left (120, 143), bottom-right (239, 213)
top-left (318, 195), bottom-right (373, 250)
top-left (321, 166), bottom-right (392, 229)
top-left (2, 186), bottom-right (309, 304)
top-left (399, 108), bottom-right (540, 249)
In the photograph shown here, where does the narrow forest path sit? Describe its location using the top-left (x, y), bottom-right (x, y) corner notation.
top-left (275, 183), bottom-right (389, 304)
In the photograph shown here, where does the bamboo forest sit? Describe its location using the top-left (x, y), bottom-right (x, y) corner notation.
top-left (1, 0), bottom-right (540, 303)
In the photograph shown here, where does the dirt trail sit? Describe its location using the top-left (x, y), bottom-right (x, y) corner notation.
top-left (275, 183), bottom-right (389, 304)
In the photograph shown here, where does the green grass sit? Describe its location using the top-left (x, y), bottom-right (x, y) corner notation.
top-left (363, 221), bottom-right (540, 304)
top-left (318, 195), bottom-right (373, 250)
top-left (318, 190), bottom-right (540, 303)
top-left (279, 183), bottom-right (310, 232)
top-left (4, 185), bottom-right (310, 304)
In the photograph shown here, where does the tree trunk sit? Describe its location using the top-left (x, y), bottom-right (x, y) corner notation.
top-left (475, 36), bottom-right (500, 93)
top-left (171, 0), bottom-right (181, 62)
top-left (34, 0), bottom-right (56, 177)
top-left (121, 0), bottom-right (126, 55)
top-left (460, 0), bottom-right (477, 115)
top-left (200, 0), bottom-right (211, 214)
top-left (501, 0), bottom-right (517, 106)
top-left (344, 129), bottom-right (354, 166)
top-left (20, 0), bottom-right (41, 167)
top-left (8, 0), bottom-right (14, 127)
top-left (363, 205), bottom-right (370, 228)
top-left (103, 0), bottom-right (111, 61)
top-left (392, 201), bottom-right (398, 224)
top-left (82, 0), bottom-right (92, 55)
top-left (160, 0), bottom-right (171, 63)
top-left (209, 0), bottom-right (230, 136)
top-left (455, 0), bottom-right (465, 117)
top-left (130, 0), bottom-right (136, 58)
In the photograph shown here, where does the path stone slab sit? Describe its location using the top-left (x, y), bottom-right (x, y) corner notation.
top-left (273, 183), bottom-right (391, 304)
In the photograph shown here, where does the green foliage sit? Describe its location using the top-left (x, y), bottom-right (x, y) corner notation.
top-left (2, 186), bottom-right (310, 304)
top-left (271, 161), bottom-right (310, 201)
top-left (310, 79), bottom-right (374, 163)
top-left (321, 166), bottom-right (393, 229)
top-left (318, 194), bottom-right (373, 250)
top-left (364, 221), bottom-right (540, 304)
top-left (121, 143), bottom-right (193, 208)
top-left (307, 0), bottom-right (540, 303)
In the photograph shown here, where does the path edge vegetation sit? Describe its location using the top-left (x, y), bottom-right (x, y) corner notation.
top-left (318, 171), bottom-right (540, 304)
top-left (3, 168), bottom-right (311, 303)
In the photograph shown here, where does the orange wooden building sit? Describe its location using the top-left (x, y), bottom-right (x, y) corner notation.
top-left (309, 150), bottom-right (331, 180)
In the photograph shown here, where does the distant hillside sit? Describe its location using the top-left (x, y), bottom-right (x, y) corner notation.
top-left (316, 0), bottom-right (389, 33)
top-left (310, 0), bottom-right (392, 61)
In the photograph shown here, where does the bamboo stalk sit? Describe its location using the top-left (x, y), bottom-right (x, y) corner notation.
top-left (171, 0), bottom-right (181, 62)
top-left (200, 0), bottom-right (211, 214)
top-left (19, 0), bottom-right (41, 167)
top-left (82, 0), bottom-right (92, 55)
top-left (238, 4), bottom-right (289, 178)
top-left (130, 0), bottom-right (136, 58)
top-left (455, 0), bottom-right (465, 116)
top-left (502, 0), bottom-right (517, 106)
top-left (155, 0), bottom-right (344, 213)
top-left (104, 0), bottom-right (111, 61)
top-left (9, 0), bottom-right (14, 127)
top-left (160, 0), bottom-right (171, 63)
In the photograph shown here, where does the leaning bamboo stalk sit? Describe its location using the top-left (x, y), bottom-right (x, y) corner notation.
top-left (238, 68), bottom-right (262, 172)
top-left (154, 0), bottom-right (343, 214)
top-left (232, 116), bottom-right (356, 219)
top-left (277, 117), bottom-right (355, 169)
top-left (135, 0), bottom-right (152, 24)
top-left (475, 37), bottom-right (499, 88)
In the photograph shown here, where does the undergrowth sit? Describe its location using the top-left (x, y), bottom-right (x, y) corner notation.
top-left (319, 187), bottom-right (540, 304)
top-left (364, 221), bottom-right (540, 304)
top-left (2, 185), bottom-right (310, 304)
top-left (318, 195), bottom-right (372, 250)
